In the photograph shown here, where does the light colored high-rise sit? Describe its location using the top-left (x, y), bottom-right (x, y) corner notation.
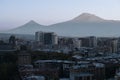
top-left (111, 39), bottom-right (118, 53)
top-left (35, 31), bottom-right (44, 44)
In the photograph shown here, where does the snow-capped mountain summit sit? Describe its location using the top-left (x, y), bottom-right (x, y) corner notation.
top-left (71, 13), bottom-right (105, 22)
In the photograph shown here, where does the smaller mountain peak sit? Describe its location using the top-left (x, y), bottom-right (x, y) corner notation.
top-left (28, 20), bottom-right (37, 24)
top-left (21, 20), bottom-right (43, 27)
top-left (24, 20), bottom-right (42, 26)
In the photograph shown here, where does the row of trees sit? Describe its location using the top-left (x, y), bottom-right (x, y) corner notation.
top-left (0, 52), bottom-right (20, 80)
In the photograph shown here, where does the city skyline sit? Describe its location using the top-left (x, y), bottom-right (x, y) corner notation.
top-left (0, 0), bottom-right (120, 30)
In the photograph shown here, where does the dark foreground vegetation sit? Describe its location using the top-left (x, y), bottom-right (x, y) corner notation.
top-left (0, 52), bottom-right (20, 80)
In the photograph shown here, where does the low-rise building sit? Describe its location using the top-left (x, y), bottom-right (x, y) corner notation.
top-left (18, 51), bottom-right (31, 66)
top-left (70, 62), bottom-right (105, 80)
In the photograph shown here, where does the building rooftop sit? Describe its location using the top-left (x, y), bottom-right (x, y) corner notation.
top-left (59, 78), bottom-right (70, 80)
top-left (35, 60), bottom-right (74, 64)
top-left (24, 75), bottom-right (45, 80)
top-left (71, 72), bottom-right (93, 77)
top-left (0, 44), bottom-right (16, 53)
top-left (93, 63), bottom-right (105, 68)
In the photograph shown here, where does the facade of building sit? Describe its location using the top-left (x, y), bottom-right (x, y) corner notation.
top-left (70, 62), bottom-right (105, 80)
top-left (35, 31), bottom-right (58, 45)
top-left (111, 39), bottom-right (118, 53)
top-left (79, 36), bottom-right (97, 48)
top-left (24, 76), bottom-right (45, 80)
top-left (35, 31), bottom-right (44, 43)
top-left (89, 36), bottom-right (97, 48)
top-left (18, 51), bottom-right (31, 65)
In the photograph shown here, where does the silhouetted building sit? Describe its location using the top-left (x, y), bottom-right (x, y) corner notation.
top-left (9, 35), bottom-right (16, 45)
top-left (18, 51), bottom-right (31, 65)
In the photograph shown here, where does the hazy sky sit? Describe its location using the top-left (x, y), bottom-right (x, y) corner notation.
top-left (0, 0), bottom-right (120, 31)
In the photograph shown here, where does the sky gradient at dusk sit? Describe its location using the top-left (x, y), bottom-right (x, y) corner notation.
top-left (0, 0), bottom-right (120, 30)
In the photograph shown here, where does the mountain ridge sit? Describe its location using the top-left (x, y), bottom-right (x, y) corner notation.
top-left (3, 13), bottom-right (120, 37)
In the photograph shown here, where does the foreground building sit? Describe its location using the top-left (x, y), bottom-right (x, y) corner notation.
top-left (23, 75), bottom-right (45, 80)
top-left (34, 60), bottom-right (75, 78)
top-left (70, 62), bottom-right (105, 80)
top-left (17, 51), bottom-right (31, 66)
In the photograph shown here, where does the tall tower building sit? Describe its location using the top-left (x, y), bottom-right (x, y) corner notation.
top-left (35, 31), bottom-right (44, 45)
top-left (89, 36), bottom-right (97, 47)
top-left (35, 31), bottom-right (58, 45)
top-left (111, 39), bottom-right (118, 53)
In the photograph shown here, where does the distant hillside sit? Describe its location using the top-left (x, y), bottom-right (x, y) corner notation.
top-left (4, 13), bottom-right (120, 37)
top-left (6, 20), bottom-right (49, 34)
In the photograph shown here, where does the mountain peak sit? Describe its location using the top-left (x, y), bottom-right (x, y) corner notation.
top-left (22, 20), bottom-right (44, 27)
top-left (80, 13), bottom-right (94, 17)
top-left (7, 20), bottom-right (46, 34)
top-left (11, 20), bottom-right (45, 30)
top-left (26, 20), bottom-right (38, 25)
top-left (72, 13), bottom-right (105, 22)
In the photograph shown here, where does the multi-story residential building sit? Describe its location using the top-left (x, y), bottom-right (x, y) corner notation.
top-left (24, 75), bottom-right (45, 80)
top-left (35, 31), bottom-right (58, 45)
top-left (35, 31), bottom-right (44, 43)
top-left (70, 62), bottom-right (105, 80)
top-left (34, 60), bottom-right (75, 78)
top-left (58, 37), bottom-right (81, 51)
top-left (79, 36), bottom-right (97, 48)
top-left (18, 51), bottom-right (31, 66)
top-left (111, 39), bottom-right (118, 53)
top-left (97, 37), bottom-right (118, 53)
top-left (89, 36), bottom-right (97, 48)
